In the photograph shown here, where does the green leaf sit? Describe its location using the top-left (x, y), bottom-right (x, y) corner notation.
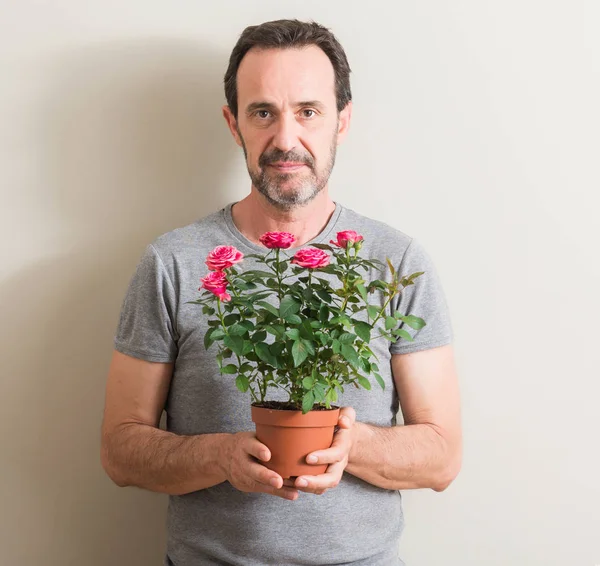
top-left (285, 328), bottom-right (301, 341)
top-left (325, 387), bottom-right (338, 404)
top-left (385, 316), bottom-right (396, 330)
top-left (400, 314), bottom-right (427, 330)
top-left (243, 270), bottom-right (274, 278)
top-left (401, 271), bottom-right (425, 285)
top-left (302, 339), bottom-right (316, 355)
top-left (330, 315), bottom-right (352, 328)
top-left (393, 328), bottom-right (414, 342)
top-left (266, 324), bottom-right (285, 338)
top-left (338, 332), bottom-right (356, 345)
top-left (369, 280), bottom-right (388, 292)
top-left (239, 363), bottom-right (253, 373)
top-left (255, 301), bottom-right (279, 317)
top-left (316, 289), bottom-right (332, 303)
top-left (319, 304), bottom-right (329, 323)
top-left (251, 330), bottom-right (267, 343)
top-left (223, 314), bottom-right (239, 325)
top-left (332, 339), bottom-right (341, 354)
top-left (367, 305), bottom-right (380, 320)
top-left (240, 320), bottom-right (255, 331)
top-left (300, 320), bottom-right (314, 339)
top-left (302, 375), bottom-right (315, 389)
top-left (340, 344), bottom-right (360, 368)
top-left (318, 332), bottom-right (329, 346)
top-left (210, 328), bottom-right (225, 340)
top-left (302, 390), bottom-right (315, 414)
top-left (355, 283), bottom-right (368, 302)
top-left (255, 343), bottom-right (277, 366)
top-left (280, 295), bottom-right (300, 319)
top-left (246, 293), bottom-right (271, 304)
top-left (235, 375), bottom-right (250, 392)
top-left (271, 341), bottom-right (285, 357)
top-left (228, 323), bottom-right (249, 336)
top-left (220, 364), bottom-right (237, 375)
top-left (354, 321), bottom-right (372, 343)
top-left (313, 383), bottom-right (327, 403)
top-left (310, 243), bottom-right (334, 251)
top-left (242, 340), bottom-right (254, 355)
top-left (203, 328), bottom-right (216, 350)
top-left (319, 264), bottom-right (342, 275)
top-left (292, 340), bottom-right (309, 367)
top-left (202, 305), bottom-right (216, 316)
top-left (386, 257), bottom-right (396, 276)
top-left (374, 373), bottom-right (385, 390)
top-left (285, 314), bottom-right (303, 325)
top-left (357, 375), bottom-right (372, 390)
top-left (223, 335), bottom-right (244, 356)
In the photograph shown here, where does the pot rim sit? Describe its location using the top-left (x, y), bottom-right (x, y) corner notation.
top-left (251, 403), bottom-right (340, 427)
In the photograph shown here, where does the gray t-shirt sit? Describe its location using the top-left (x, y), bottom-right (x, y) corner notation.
top-left (114, 201), bottom-right (454, 566)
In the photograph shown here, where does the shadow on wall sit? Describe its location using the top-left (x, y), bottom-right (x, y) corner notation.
top-left (0, 39), bottom-right (239, 566)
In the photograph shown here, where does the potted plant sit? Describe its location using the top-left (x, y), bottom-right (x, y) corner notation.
top-left (188, 230), bottom-right (426, 479)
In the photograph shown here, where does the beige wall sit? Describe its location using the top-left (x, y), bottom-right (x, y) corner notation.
top-left (1, 2), bottom-right (598, 565)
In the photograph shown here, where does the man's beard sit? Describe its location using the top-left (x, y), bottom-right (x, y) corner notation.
top-left (238, 126), bottom-right (338, 210)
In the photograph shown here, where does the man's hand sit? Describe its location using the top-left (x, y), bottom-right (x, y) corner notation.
top-left (283, 406), bottom-right (356, 495)
top-left (223, 431), bottom-right (300, 500)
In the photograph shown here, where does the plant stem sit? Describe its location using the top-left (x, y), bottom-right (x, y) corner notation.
top-left (339, 246), bottom-right (351, 313)
top-left (371, 283), bottom-right (406, 326)
top-left (275, 248), bottom-right (283, 300)
top-left (216, 299), bottom-right (228, 334)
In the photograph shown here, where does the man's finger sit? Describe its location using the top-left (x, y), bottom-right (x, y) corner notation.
top-left (306, 428), bottom-right (352, 465)
top-left (255, 481), bottom-right (300, 500)
top-left (247, 461), bottom-right (284, 489)
top-left (293, 470), bottom-right (341, 493)
top-left (305, 447), bottom-right (347, 466)
top-left (338, 407), bottom-right (356, 427)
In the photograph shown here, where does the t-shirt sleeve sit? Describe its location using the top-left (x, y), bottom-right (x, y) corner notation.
top-left (389, 237), bottom-right (454, 355)
top-left (113, 244), bottom-right (178, 363)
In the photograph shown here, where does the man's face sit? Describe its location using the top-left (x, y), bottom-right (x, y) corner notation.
top-left (224, 45), bottom-right (351, 209)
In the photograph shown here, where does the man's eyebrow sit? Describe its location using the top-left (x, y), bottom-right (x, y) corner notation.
top-left (245, 100), bottom-right (326, 114)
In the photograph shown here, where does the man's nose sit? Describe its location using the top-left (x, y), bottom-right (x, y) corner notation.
top-left (272, 112), bottom-right (300, 153)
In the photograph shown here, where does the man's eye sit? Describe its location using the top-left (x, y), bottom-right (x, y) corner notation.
top-left (256, 110), bottom-right (271, 119)
top-left (302, 109), bottom-right (316, 118)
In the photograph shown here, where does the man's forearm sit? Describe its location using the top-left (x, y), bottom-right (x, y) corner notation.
top-left (345, 421), bottom-right (460, 491)
top-left (101, 423), bottom-right (230, 495)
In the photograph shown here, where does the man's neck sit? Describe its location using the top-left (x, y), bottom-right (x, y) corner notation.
top-left (231, 187), bottom-right (336, 248)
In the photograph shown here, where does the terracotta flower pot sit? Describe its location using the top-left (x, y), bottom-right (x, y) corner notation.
top-left (251, 403), bottom-right (340, 479)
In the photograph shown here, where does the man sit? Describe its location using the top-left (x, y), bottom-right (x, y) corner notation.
top-left (101, 19), bottom-right (461, 566)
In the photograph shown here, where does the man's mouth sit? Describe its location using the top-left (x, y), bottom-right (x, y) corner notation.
top-left (268, 162), bottom-right (307, 172)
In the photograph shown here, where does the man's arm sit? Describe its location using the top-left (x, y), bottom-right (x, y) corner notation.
top-left (345, 344), bottom-right (462, 491)
top-left (100, 350), bottom-right (230, 495)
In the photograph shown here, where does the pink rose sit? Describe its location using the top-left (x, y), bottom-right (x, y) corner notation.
top-left (330, 230), bottom-right (364, 249)
top-left (206, 246), bottom-right (244, 271)
top-left (291, 248), bottom-right (330, 269)
top-left (259, 231), bottom-right (296, 249)
top-left (200, 271), bottom-right (231, 302)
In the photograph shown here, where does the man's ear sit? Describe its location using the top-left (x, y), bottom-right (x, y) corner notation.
top-left (336, 101), bottom-right (353, 145)
top-left (222, 105), bottom-right (243, 147)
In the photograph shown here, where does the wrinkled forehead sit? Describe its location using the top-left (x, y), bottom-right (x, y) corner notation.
top-left (236, 45), bottom-right (337, 110)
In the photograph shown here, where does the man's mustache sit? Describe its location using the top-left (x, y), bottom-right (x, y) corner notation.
top-left (259, 151), bottom-right (314, 168)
